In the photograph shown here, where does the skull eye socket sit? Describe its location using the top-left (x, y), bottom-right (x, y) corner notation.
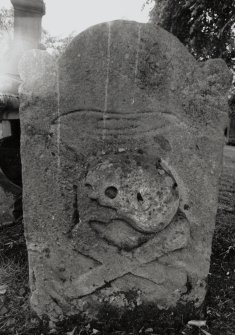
top-left (105, 186), bottom-right (118, 199)
top-left (173, 182), bottom-right (178, 190)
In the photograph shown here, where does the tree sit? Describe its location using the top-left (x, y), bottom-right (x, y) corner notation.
top-left (145, 0), bottom-right (235, 69)
top-left (0, 8), bottom-right (14, 74)
top-left (41, 29), bottom-right (75, 58)
top-left (0, 7), bottom-right (13, 39)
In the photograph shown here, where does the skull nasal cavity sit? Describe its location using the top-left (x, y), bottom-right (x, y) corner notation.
top-left (105, 186), bottom-right (118, 199)
top-left (137, 192), bottom-right (143, 202)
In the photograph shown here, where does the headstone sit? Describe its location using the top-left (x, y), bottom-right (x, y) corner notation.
top-left (0, 0), bottom-right (45, 228)
top-left (19, 21), bottom-right (232, 321)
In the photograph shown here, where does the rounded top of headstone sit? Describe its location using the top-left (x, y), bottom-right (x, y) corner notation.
top-left (19, 20), bottom-right (232, 142)
top-left (58, 20), bottom-right (198, 114)
top-left (57, 20), bottom-right (231, 125)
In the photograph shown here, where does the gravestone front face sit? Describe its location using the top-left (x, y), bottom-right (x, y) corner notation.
top-left (19, 21), bottom-right (232, 320)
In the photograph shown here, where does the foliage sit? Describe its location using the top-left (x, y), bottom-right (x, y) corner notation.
top-left (0, 7), bottom-right (14, 72)
top-left (0, 7), bottom-right (13, 39)
top-left (41, 29), bottom-right (75, 58)
top-left (146, 0), bottom-right (235, 68)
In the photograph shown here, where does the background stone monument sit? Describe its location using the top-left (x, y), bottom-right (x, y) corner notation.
top-left (0, 0), bottom-right (45, 226)
top-left (19, 21), bottom-right (232, 320)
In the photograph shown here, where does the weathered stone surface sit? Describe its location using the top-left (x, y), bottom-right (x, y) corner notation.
top-left (18, 20), bottom-right (232, 320)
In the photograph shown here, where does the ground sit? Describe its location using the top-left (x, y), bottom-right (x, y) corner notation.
top-left (0, 146), bottom-right (234, 335)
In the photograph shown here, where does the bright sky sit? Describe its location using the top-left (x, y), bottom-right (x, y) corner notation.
top-left (1, 0), bottom-right (153, 37)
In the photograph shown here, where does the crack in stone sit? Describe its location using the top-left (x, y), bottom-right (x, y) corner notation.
top-left (132, 23), bottom-right (142, 105)
top-left (66, 185), bottom-right (80, 236)
top-left (102, 22), bottom-right (111, 141)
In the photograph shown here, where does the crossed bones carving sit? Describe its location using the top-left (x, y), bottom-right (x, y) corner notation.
top-left (71, 213), bottom-right (190, 297)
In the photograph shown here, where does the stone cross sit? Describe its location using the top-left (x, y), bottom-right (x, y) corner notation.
top-left (19, 20), bottom-right (232, 320)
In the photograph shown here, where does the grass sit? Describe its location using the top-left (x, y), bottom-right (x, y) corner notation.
top-left (0, 259), bottom-right (30, 334)
top-left (205, 211), bottom-right (235, 334)
top-left (0, 146), bottom-right (234, 334)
